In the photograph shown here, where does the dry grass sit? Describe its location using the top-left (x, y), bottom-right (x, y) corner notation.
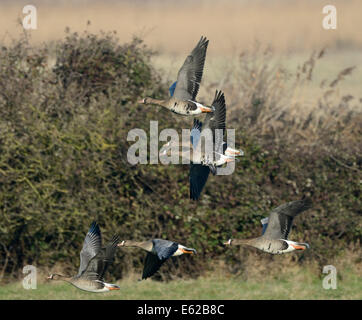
top-left (223, 46), bottom-right (361, 148)
top-left (2, 0), bottom-right (362, 55)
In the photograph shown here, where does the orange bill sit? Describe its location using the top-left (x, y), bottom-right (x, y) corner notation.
top-left (200, 106), bottom-right (213, 113)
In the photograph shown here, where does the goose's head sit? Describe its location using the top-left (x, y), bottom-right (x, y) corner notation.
top-left (137, 98), bottom-right (148, 104)
top-left (47, 273), bottom-right (63, 281)
top-left (223, 239), bottom-right (233, 246)
top-left (199, 106), bottom-right (214, 113)
top-left (117, 240), bottom-right (126, 247)
top-left (159, 141), bottom-right (172, 157)
top-left (284, 240), bottom-right (310, 252)
top-left (162, 141), bottom-right (172, 148)
top-left (178, 245), bottom-right (197, 255)
top-left (104, 283), bottom-right (120, 291)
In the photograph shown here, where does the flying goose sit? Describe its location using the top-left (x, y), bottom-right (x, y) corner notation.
top-left (193, 91), bottom-right (243, 158)
top-left (47, 221), bottom-right (120, 292)
top-left (160, 90), bottom-right (243, 200)
top-left (138, 36), bottom-right (213, 115)
top-left (224, 197), bottom-right (312, 254)
top-left (118, 239), bottom-right (196, 280)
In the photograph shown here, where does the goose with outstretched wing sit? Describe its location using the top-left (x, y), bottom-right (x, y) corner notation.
top-left (138, 36), bottom-right (213, 115)
top-left (47, 221), bottom-right (120, 292)
top-left (224, 197), bottom-right (312, 254)
top-left (118, 239), bottom-right (196, 280)
top-left (160, 90), bottom-right (243, 200)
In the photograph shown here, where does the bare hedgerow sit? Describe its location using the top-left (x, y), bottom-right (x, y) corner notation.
top-left (53, 29), bottom-right (158, 104)
top-left (206, 43), bottom-right (361, 155)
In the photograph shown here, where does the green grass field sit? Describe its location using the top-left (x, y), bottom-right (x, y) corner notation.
top-left (1, 269), bottom-right (361, 300)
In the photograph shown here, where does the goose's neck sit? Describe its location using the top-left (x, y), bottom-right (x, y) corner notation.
top-left (231, 238), bottom-right (259, 247)
top-left (144, 97), bottom-right (167, 107)
top-left (62, 276), bottom-right (73, 283)
top-left (52, 273), bottom-right (72, 282)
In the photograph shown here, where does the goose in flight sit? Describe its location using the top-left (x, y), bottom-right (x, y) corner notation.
top-left (47, 221), bottom-right (120, 292)
top-left (138, 36), bottom-right (213, 115)
top-left (118, 239), bottom-right (196, 280)
top-left (160, 90), bottom-right (243, 200)
top-left (224, 197), bottom-right (312, 254)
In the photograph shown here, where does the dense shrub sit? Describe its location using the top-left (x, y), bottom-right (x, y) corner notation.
top-left (0, 31), bottom-right (360, 282)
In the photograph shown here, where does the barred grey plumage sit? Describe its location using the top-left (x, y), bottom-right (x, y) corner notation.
top-left (224, 198), bottom-right (312, 254)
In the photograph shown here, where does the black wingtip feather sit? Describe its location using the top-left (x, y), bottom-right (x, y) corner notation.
top-left (213, 90), bottom-right (225, 106)
top-left (88, 221), bottom-right (101, 236)
top-left (108, 234), bottom-right (120, 247)
top-left (198, 36), bottom-right (209, 48)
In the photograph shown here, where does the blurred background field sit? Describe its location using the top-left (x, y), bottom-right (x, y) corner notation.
top-left (2, 0), bottom-right (362, 53)
top-left (0, 0), bottom-right (361, 299)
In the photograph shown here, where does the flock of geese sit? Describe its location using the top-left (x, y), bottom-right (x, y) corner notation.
top-left (47, 37), bottom-right (313, 292)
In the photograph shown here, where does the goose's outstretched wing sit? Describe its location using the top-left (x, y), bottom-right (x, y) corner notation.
top-left (173, 36), bottom-right (209, 101)
top-left (205, 90), bottom-right (226, 155)
top-left (204, 90), bottom-right (226, 133)
top-left (191, 119), bottom-right (202, 147)
top-left (81, 234), bottom-right (119, 281)
top-left (262, 197), bottom-right (312, 240)
top-left (142, 253), bottom-right (165, 280)
top-left (261, 217), bottom-right (269, 236)
top-left (97, 234), bottom-right (120, 281)
top-left (78, 221), bottom-right (102, 276)
top-left (142, 240), bottom-right (178, 279)
top-left (190, 164), bottom-right (210, 200)
top-left (169, 81), bottom-right (177, 97)
top-left (153, 239), bottom-right (179, 260)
